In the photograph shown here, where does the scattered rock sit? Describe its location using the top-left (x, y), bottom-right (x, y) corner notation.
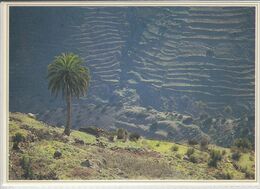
top-left (28, 113), bottom-right (36, 119)
top-left (81, 159), bottom-right (93, 168)
top-left (116, 168), bottom-right (124, 176)
top-left (61, 134), bottom-right (69, 143)
top-left (74, 138), bottom-right (85, 145)
top-left (183, 155), bottom-right (189, 161)
top-left (53, 149), bottom-right (62, 159)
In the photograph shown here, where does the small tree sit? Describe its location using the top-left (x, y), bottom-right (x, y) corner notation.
top-left (129, 132), bottom-right (141, 142)
top-left (171, 145), bottom-right (179, 152)
top-left (12, 133), bottom-right (25, 150)
top-left (234, 138), bottom-right (252, 151)
top-left (200, 137), bottom-right (209, 150)
top-left (186, 148), bottom-right (195, 157)
top-left (20, 155), bottom-right (33, 179)
top-left (208, 149), bottom-right (222, 167)
top-left (47, 53), bottom-right (90, 136)
top-left (188, 139), bottom-right (198, 146)
top-left (232, 151), bottom-right (241, 161)
top-left (117, 128), bottom-right (128, 141)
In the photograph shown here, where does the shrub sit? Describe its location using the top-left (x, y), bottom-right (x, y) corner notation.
top-left (108, 135), bottom-right (115, 142)
top-left (215, 172), bottom-right (233, 180)
top-left (129, 132), bottom-right (141, 142)
top-left (189, 155), bottom-right (198, 163)
top-left (12, 132), bottom-right (25, 150)
top-left (208, 149), bottom-right (222, 167)
top-left (200, 137), bottom-right (209, 150)
top-left (37, 170), bottom-right (58, 180)
top-left (234, 138), bottom-right (252, 151)
top-left (20, 155), bottom-right (33, 179)
top-left (176, 154), bottom-right (182, 159)
top-left (171, 145), bottom-right (179, 152)
top-left (245, 170), bottom-right (255, 179)
top-left (188, 139), bottom-right (198, 146)
top-left (222, 150), bottom-right (226, 156)
top-left (186, 148), bottom-right (195, 157)
top-left (156, 143), bottom-right (160, 147)
top-left (232, 151), bottom-right (241, 161)
top-left (117, 128), bottom-right (128, 140)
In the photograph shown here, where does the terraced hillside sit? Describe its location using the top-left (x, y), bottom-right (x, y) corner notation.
top-left (127, 7), bottom-right (255, 114)
top-left (9, 7), bottom-right (255, 147)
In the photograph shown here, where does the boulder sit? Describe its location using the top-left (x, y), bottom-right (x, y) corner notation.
top-left (81, 159), bottom-right (93, 167)
top-left (28, 113), bottom-right (36, 119)
top-left (53, 149), bottom-right (62, 159)
top-left (183, 155), bottom-right (189, 161)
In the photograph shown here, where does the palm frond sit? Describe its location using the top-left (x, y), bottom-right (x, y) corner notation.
top-left (47, 52), bottom-right (91, 99)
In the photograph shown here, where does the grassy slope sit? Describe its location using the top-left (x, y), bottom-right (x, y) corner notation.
top-left (9, 112), bottom-right (255, 180)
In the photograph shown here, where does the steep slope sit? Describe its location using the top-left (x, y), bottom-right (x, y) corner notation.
top-left (9, 112), bottom-right (255, 180)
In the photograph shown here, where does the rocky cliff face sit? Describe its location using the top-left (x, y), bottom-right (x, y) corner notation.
top-left (9, 7), bottom-right (255, 146)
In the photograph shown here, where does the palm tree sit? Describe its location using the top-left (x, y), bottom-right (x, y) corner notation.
top-left (47, 53), bottom-right (90, 136)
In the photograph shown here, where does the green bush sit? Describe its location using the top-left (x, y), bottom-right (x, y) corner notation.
top-left (232, 151), bottom-right (241, 161)
top-left (129, 132), bottom-right (141, 142)
top-left (189, 155), bottom-right (198, 163)
top-left (208, 149), bottom-right (222, 167)
top-left (215, 172), bottom-right (233, 180)
top-left (186, 148), bottom-right (195, 157)
top-left (200, 137), bottom-right (209, 150)
top-left (171, 145), bottom-right (179, 152)
top-left (176, 154), bottom-right (182, 159)
top-left (117, 128), bottom-right (128, 140)
top-left (245, 170), bottom-right (255, 179)
top-left (20, 155), bottom-right (33, 179)
top-left (12, 132), bottom-right (25, 150)
top-left (234, 138), bottom-right (252, 151)
top-left (188, 139), bottom-right (198, 145)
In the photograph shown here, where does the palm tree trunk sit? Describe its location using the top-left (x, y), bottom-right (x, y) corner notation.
top-left (64, 93), bottom-right (71, 136)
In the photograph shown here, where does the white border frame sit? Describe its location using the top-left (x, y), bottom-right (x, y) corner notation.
top-left (1, 1), bottom-right (260, 189)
